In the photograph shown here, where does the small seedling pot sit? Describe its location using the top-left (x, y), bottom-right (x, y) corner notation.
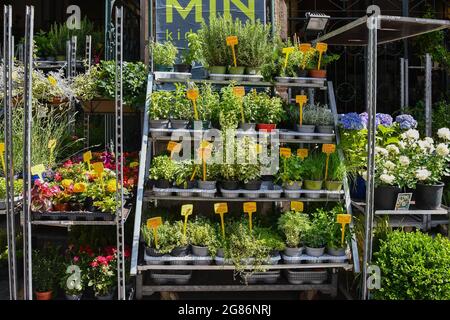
top-left (309, 69), bottom-right (327, 78)
top-left (197, 180), bottom-right (216, 190)
top-left (192, 245), bottom-right (209, 257)
top-left (327, 247), bottom-right (346, 256)
top-left (256, 123), bottom-right (277, 132)
top-left (243, 180), bottom-right (262, 191)
top-left (296, 124), bottom-right (316, 140)
top-left (150, 119), bottom-right (169, 137)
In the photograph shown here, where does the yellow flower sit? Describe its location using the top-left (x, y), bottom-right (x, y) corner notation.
top-left (61, 179), bottom-right (74, 189)
top-left (48, 75), bottom-right (57, 86)
top-left (73, 182), bottom-right (87, 193)
top-left (129, 162), bottom-right (139, 168)
top-left (107, 179), bottom-right (117, 193)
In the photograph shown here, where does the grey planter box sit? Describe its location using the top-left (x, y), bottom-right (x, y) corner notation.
top-left (285, 269), bottom-right (328, 285)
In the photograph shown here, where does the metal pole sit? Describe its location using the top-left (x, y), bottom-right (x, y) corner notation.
top-left (404, 58), bottom-right (409, 108)
top-left (70, 36), bottom-right (77, 78)
top-left (105, 0), bottom-right (115, 60)
top-left (23, 5), bottom-right (34, 300)
top-left (85, 35), bottom-right (92, 69)
top-left (3, 4), bottom-right (18, 300)
top-left (362, 15), bottom-right (377, 301)
top-left (425, 53), bottom-right (432, 137)
top-left (84, 113), bottom-right (90, 149)
top-left (400, 57), bottom-right (405, 110)
top-left (66, 40), bottom-right (71, 78)
top-left (115, 6), bottom-right (126, 300)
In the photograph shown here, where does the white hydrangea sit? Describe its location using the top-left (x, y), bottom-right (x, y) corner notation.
top-left (424, 137), bottom-right (434, 144)
top-left (418, 140), bottom-right (432, 151)
top-left (386, 144), bottom-right (399, 154)
top-left (375, 147), bottom-right (388, 157)
top-left (380, 174), bottom-right (395, 185)
top-left (437, 128), bottom-right (450, 141)
top-left (399, 156), bottom-right (410, 166)
top-left (384, 161), bottom-right (396, 170)
top-left (398, 141), bottom-right (406, 149)
top-left (415, 168), bottom-right (431, 181)
top-left (436, 143), bottom-right (449, 157)
top-left (401, 129), bottom-right (420, 141)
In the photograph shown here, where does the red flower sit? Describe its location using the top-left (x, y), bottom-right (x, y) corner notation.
top-left (106, 255), bottom-right (114, 262)
top-left (63, 160), bottom-right (73, 168)
top-left (34, 179), bottom-right (42, 187)
top-left (124, 248), bottom-right (131, 258)
top-left (90, 261), bottom-right (98, 267)
top-left (54, 172), bottom-right (62, 182)
top-left (73, 256), bottom-right (80, 263)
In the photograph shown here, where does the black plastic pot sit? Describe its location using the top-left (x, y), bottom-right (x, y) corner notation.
top-left (84, 197), bottom-right (94, 212)
top-left (221, 180), bottom-right (240, 190)
top-left (244, 180), bottom-right (262, 191)
top-left (374, 185), bottom-right (402, 210)
top-left (170, 245), bottom-right (190, 257)
top-left (405, 187), bottom-right (417, 202)
top-left (415, 182), bottom-right (444, 210)
top-left (174, 64), bottom-right (192, 73)
top-left (296, 69), bottom-right (308, 77)
top-left (155, 179), bottom-right (171, 189)
top-left (145, 247), bottom-right (164, 257)
top-left (69, 202), bottom-right (83, 211)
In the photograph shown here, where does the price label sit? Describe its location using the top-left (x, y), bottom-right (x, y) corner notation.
top-left (181, 204), bottom-right (193, 217)
top-left (322, 144), bottom-right (336, 154)
top-left (316, 42), bottom-right (328, 53)
top-left (92, 162), bottom-right (104, 174)
top-left (200, 140), bottom-right (211, 149)
top-left (299, 43), bottom-right (312, 52)
top-left (48, 139), bottom-right (57, 150)
top-left (290, 201), bottom-right (304, 212)
top-left (0, 143), bottom-right (5, 174)
top-left (233, 86), bottom-right (245, 98)
top-left (226, 36), bottom-right (238, 46)
top-left (167, 141), bottom-right (181, 153)
top-left (31, 164), bottom-right (46, 179)
top-left (214, 203), bottom-right (228, 215)
top-left (297, 148), bottom-right (308, 159)
top-left (296, 95), bottom-right (307, 105)
top-left (243, 202), bottom-right (257, 213)
top-left (83, 151), bottom-right (92, 163)
top-left (337, 214), bottom-right (351, 224)
top-left (147, 217), bottom-right (162, 229)
top-left (280, 147), bottom-right (291, 158)
top-left (187, 88), bottom-right (199, 101)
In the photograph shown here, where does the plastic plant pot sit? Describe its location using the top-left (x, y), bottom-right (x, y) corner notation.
top-left (239, 123), bottom-right (256, 131)
top-left (283, 181), bottom-right (303, 190)
top-left (170, 119), bottom-right (190, 129)
top-left (95, 291), bottom-right (114, 300)
top-left (246, 67), bottom-right (261, 75)
top-left (228, 66), bottom-right (245, 75)
top-left (197, 180), bottom-right (216, 190)
top-left (284, 247), bottom-right (303, 257)
top-left (191, 245), bottom-right (209, 257)
top-left (415, 182), bottom-right (444, 210)
top-left (174, 64), bottom-right (192, 73)
top-left (256, 123), bottom-right (276, 132)
top-left (145, 247), bottom-right (164, 257)
top-left (374, 185), bottom-right (402, 210)
top-left (65, 293), bottom-right (82, 300)
top-left (220, 180), bottom-right (240, 190)
top-left (304, 180), bottom-right (323, 199)
top-left (296, 124), bottom-right (316, 140)
top-left (209, 66), bottom-right (226, 75)
top-left (305, 246), bottom-right (325, 257)
top-left (155, 179), bottom-right (171, 189)
top-left (243, 180), bottom-right (262, 191)
top-left (327, 247), bottom-right (346, 256)
top-left (309, 69), bottom-right (326, 78)
top-left (150, 119), bottom-right (169, 137)
top-left (155, 65), bottom-right (174, 72)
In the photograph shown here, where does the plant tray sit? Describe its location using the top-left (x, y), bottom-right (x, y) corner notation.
top-left (242, 270), bottom-right (281, 284)
top-left (281, 253), bottom-right (348, 264)
top-left (209, 74), bottom-right (263, 82)
top-left (150, 271), bottom-right (193, 285)
top-left (284, 269), bottom-right (328, 284)
top-left (0, 196), bottom-right (22, 211)
top-left (32, 211), bottom-right (115, 221)
top-left (218, 184), bottom-right (283, 199)
top-left (154, 71), bottom-right (192, 80)
top-left (152, 187), bottom-right (217, 197)
top-left (144, 251), bottom-right (213, 265)
top-left (215, 255), bottom-right (281, 266)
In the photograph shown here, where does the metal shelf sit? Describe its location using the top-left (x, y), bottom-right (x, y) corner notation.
top-left (137, 263), bottom-right (352, 271)
top-left (352, 201), bottom-right (448, 215)
top-left (140, 283), bottom-right (334, 292)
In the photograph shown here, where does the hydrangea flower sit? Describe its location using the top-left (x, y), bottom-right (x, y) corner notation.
top-left (339, 112), bottom-right (365, 130)
top-left (395, 114), bottom-right (418, 130)
top-left (437, 127), bottom-right (450, 141)
top-left (376, 113), bottom-right (393, 127)
top-left (380, 174), bottom-right (395, 185)
top-left (436, 143), bottom-right (449, 157)
top-left (399, 156), bottom-right (410, 166)
top-left (416, 168), bottom-right (431, 181)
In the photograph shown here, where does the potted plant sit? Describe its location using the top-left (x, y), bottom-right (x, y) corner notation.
top-left (152, 221), bottom-right (190, 262)
top-left (88, 255), bottom-right (117, 300)
top-left (178, 32), bottom-right (203, 73)
top-left (307, 51), bottom-right (340, 78)
top-left (174, 160), bottom-right (197, 196)
top-left (254, 226), bottom-right (286, 258)
top-left (218, 137), bottom-right (240, 192)
top-left (150, 40), bottom-right (178, 72)
top-left (196, 83), bottom-right (219, 129)
top-left (198, 16), bottom-right (231, 77)
top-left (60, 261), bottom-right (85, 300)
top-left (326, 206), bottom-right (351, 257)
top-left (32, 246), bottom-right (62, 300)
top-left (218, 85), bottom-right (241, 130)
top-left (374, 146), bottom-right (402, 210)
top-left (276, 155), bottom-right (304, 198)
top-left (241, 89), bottom-right (259, 130)
top-left (197, 161), bottom-right (220, 191)
top-left (253, 91), bottom-right (284, 132)
top-left (277, 211), bottom-right (311, 256)
top-left (171, 84), bottom-right (193, 129)
top-left (189, 218), bottom-right (218, 259)
top-left (141, 224), bottom-right (164, 258)
top-left (325, 153), bottom-right (346, 193)
top-left (304, 209), bottom-right (330, 257)
top-left (149, 155), bottom-right (177, 189)
top-left (238, 137), bottom-right (262, 191)
top-left (53, 191), bottom-right (71, 212)
top-left (296, 104), bottom-right (317, 139)
top-left (302, 152), bottom-right (326, 198)
top-left (316, 105), bottom-right (335, 136)
top-left (148, 90), bottom-right (172, 136)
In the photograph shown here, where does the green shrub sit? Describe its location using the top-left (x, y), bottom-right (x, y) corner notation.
top-left (277, 211), bottom-right (311, 247)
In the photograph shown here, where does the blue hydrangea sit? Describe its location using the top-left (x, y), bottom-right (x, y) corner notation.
top-left (377, 113), bottom-right (393, 127)
top-left (339, 112), bottom-right (365, 130)
top-left (395, 114), bottom-right (418, 130)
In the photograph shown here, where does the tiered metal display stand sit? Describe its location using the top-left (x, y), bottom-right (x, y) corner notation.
top-left (2, 5), bottom-right (130, 300)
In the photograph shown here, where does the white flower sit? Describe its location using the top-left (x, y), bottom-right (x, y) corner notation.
top-left (375, 147), bottom-right (388, 157)
top-left (424, 137), bottom-right (434, 144)
top-left (415, 168), bottom-right (431, 181)
top-left (386, 144), bottom-right (399, 154)
top-left (384, 161), bottom-right (396, 170)
top-left (418, 140), bottom-right (431, 150)
top-left (398, 141), bottom-right (406, 149)
top-left (401, 129), bottom-right (420, 141)
top-left (436, 143), bottom-right (449, 157)
top-left (380, 174), bottom-right (395, 185)
top-left (399, 156), bottom-right (410, 166)
top-left (437, 128), bottom-right (450, 141)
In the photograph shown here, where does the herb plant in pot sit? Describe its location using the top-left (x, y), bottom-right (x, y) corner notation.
top-left (32, 248), bottom-right (61, 300)
top-left (307, 51), bottom-right (340, 78)
top-left (277, 211), bottom-right (311, 256)
top-left (254, 226), bottom-right (286, 260)
top-left (304, 209), bottom-right (330, 257)
top-left (297, 104), bottom-right (317, 139)
top-left (167, 221), bottom-right (190, 263)
top-left (253, 92), bottom-right (284, 132)
top-left (195, 83), bottom-right (218, 129)
top-left (240, 89), bottom-right (259, 131)
top-left (302, 152), bottom-right (326, 198)
top-left (149, 155), bottom-right (177, 193)
top-left (276, 155), bottom-right (304, 198)
top-left (174, 160), bottom-right (197, 197)
top-left (315, 105), bottom-right (335, 137)
top-left (177, 32), bottom-right (202, 73)
top-left (151, 40), bottom-right (178, 72)
top-left (238, 136), bottom-right (262, 192)
top-left (141, 224), bottom-right (164, 260)
top-left (326, 205), bottom-right (351, 257)
top-left (189, 218), bottom-right (218, 264)
top-left (171, 84), bottom-right (193, 129)
top-left (149, 90), bottom-right (172, 136)
top-left (325, 153), bottom-right (346, 194)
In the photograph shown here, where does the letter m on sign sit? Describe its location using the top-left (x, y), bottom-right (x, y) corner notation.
top-left (167, 0), bottom-right (203, 23)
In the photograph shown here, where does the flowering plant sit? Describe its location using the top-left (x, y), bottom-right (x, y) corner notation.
top-left (395, 114), bottom-right (418, 130)
top-left (87, 254), bottom-right (117, 296)
top-left (31, 180), bottom-right (61, 212)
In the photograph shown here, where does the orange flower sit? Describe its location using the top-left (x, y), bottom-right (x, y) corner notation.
top-left (73, 182), bottom-right (87, 193)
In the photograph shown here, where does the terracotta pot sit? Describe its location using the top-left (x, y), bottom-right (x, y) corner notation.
top-left (256, 123), bottom-right (277, 132)
top-left (51, 97), bottom-right (68, 105)
top-left (53, 203), bottom-right (69, 212)
top-left (35, 290), bottom-right (53, 300)
top-left (309, 69), bottom-right (327, 78)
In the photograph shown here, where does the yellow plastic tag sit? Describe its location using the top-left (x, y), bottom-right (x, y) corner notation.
top-left (299, 43), bottom-right (312, 52)
top-left (187, 88), bottom-right (199, 101)
top-left (0, 143), bottom-right (6, 174)
top-left (297, 148), bottom-right (308, 159)
top-left (255, 144), bottom-right (263, 154)
top-left (233, 86), bottom-right (245, 98)
top-left (280, 147), bottom-right (292, 158)
top-left (92, 162), bottom-right (104, 174)
top-left (322, 144), bottom-right (336, 154)
top-left (214, 203), bottom-right (228, 215)
top-left (181, 204), bottom-right (193, 217)
top-left (282, 47), bottom-right (295, 68)
top-left (0, 143), bottom-right (4, 153)
top-left (31, 164), bottom-right (46, 180)
top-left (316, 42), bottom-right (328, 70)
top-left (167, 141), bottom-right (181, 153)
top-left (83, 151), bottom-right (92, 163)
top-left (337, 214), bottom-right (351, 224)
top-left (147, 217), bottom-right (162, 229)
top-left (226, 36), bottom-right (238, 46)
top-left (243, 202), bottom-right (257, 213)
top-left (296, 95), bottom-right (307, 105)
top-left (290, 201), bottom-right (304, 212)
top-left (48, 139), bottom-right (57, 150)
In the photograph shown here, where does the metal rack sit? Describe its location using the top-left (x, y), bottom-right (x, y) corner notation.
top-left (130, 68), bottom-right (359, 298)
top-left (2, 5), bottom-right (129, 300)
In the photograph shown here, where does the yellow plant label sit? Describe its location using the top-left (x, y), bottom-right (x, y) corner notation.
top-left (233, 86), bottom-right (245, 98)
top-left (290, 201), bottom-right (304, 212)
top-left (199, 148), bottom-right (212, 161)
top-left (316, 42), bottom-right (328, 53)
top-left (83, 151), bottom-right (92, 163)
top-left (280, 147), bottom-right (291, 158)
top-left (92, 162), bottom-right (104, 174)
top-left (255, 144), bottom-right (263, 154)
top-left (226, 36), bottom-right (238, 46)
top-left (337, 214), bottom-right (351, 225)
top-left (181, 204), bottom-right (193, 217)
top-left (322, 144), bottom-right (336, 154)
top-left (147, 217), bottom-right (162, 229)
top-left (200, 140), bottom-right (211, 148)
top-left (167, 141), bottom-right (181, 153)
top-left (31, 164), bottom-right (46, 179)
top-left (214, 203), bottom-right (228, 215)
top-left (297, 148), bottom-right (308, 159)
top-left (48, 139), bottom-right (57, 150)
top-left (296, 95), bottom-right (307, 105)
top-left (282, 47), bottom-right (295, 54)
top-left (243, 202), bottom-right (257, 213)
top-left (299, 43), bottom-right (312, 52)
top-left (0, 143), bottom-right (4, 153)
top-left (187, 88), bottom-right (199, 101)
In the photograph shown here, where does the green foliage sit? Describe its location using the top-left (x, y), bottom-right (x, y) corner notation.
top-left (252, 91), bottom-right (284, 124)
top-left (260, 34), bottom-right (286, 81)
top-left (72, 64), bottom-right (101, 101)
top-left (301, 103), bottom-right (333, 126)
top-left (188, 217), bottom-right (219, 255)
top-left (198, 15), bottom-right (232, 67)
top-left (236, 136), bottom-right (261, 183)
top-left (302, 151), bottom-right (326, 181)
top-left (148, 155), bottom-right (177, 181)
top-left (277, 211), bottom-right (311, 247)
top-left (326, 205), bottom-right (352, 249)
top-left (157, 221), bottom-right (189, 254)
top-left (32, 245), bottom-right (63, 293)
top-left (219, 84), bottom-right (241, 129)
top-left (172, 83), bottom-right (194, 120)
top-left (148, 90), bottom-right (172, 120)
top-left (404, 100), bottom-right (450, 137)
top-left (328, 152), bottom-right (346, 181)
top-left (373, 231), bottom-right (450, 300)
top-left (182, 32), bottom-right (204, 66)
top-left (307, 52), bottom-right (340, 70)
top-left (253, 226), bottom-right (286, 252)
top-left (276, 155), bottom-right (304, 184)
top-left (237, 20), bottom-right (272, 68)
top-left (196, 83), bottom-right (219, 121)
top-left (303, 208), bottom-right (330, 248)
top-left (173, 160), bottom-right (197, 188)
top-left (0, 177), bottom-right (24, 199)
top-left (151, 41), bottom-right (178, 67)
